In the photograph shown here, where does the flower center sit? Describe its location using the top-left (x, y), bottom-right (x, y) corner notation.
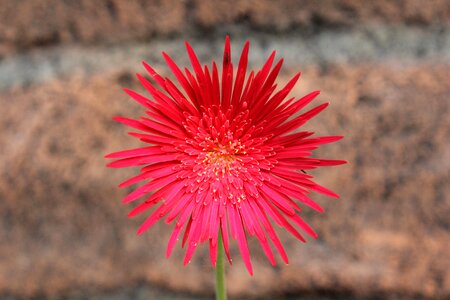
top-left (179, 109), bottom-right (277, 205)
top-left (201, 140), bottom-right (245, 177)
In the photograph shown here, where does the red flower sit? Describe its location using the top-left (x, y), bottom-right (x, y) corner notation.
top-left (106, 36), bottom-right (345, 275)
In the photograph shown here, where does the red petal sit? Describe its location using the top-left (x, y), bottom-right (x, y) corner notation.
top-left (233, 206), bottom-right (253, 275)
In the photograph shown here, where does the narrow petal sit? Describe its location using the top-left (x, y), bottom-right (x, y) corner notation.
top-left (241, 201), bottom-right (276, 265)
top-left (122, 173), bottom-right (180, 204)
top-left (221, 35), bottom-right (233, 109)
top-left (162, 52), bottom-right (197, 104)
top-left (185, 41), bottom-right (205, 81)
top-left (231, 40), bottom-right (249, 109)
top-left (142, 61), bottom-right (166, 88)
top-left (105, 146), bottom-right (164, 159)
top-left (234, 206), bottom-right (253, 275)
top-left (249, 199), bottom-right (289, 264)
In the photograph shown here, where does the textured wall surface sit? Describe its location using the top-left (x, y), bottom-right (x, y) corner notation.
top-left (1, 1), bottom-right (449, 299)
top-left (1, 0), bottom-right (450, 56)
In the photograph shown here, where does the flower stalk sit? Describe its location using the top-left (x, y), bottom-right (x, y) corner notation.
top-left (215, 233), bottom-right (227, 300)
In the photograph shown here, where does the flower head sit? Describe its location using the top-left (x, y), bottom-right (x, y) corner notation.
top-left (106, 36), bottom-right (345, 274)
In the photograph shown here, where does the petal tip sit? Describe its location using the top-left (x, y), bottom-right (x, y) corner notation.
top-left (106, 161), bottom-right (117, 168)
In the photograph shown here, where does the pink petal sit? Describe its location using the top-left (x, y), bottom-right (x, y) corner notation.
top-left (234, 207), bottom-right (253, 275)
top-left (249, 199), bottom-right (289, 264)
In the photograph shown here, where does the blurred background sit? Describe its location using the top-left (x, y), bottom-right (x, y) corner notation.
top-left (0, 0), bottom-right (449, 299)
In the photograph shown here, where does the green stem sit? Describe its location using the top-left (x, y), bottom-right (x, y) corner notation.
top-left (215, 233), bottom-right (227, 300)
